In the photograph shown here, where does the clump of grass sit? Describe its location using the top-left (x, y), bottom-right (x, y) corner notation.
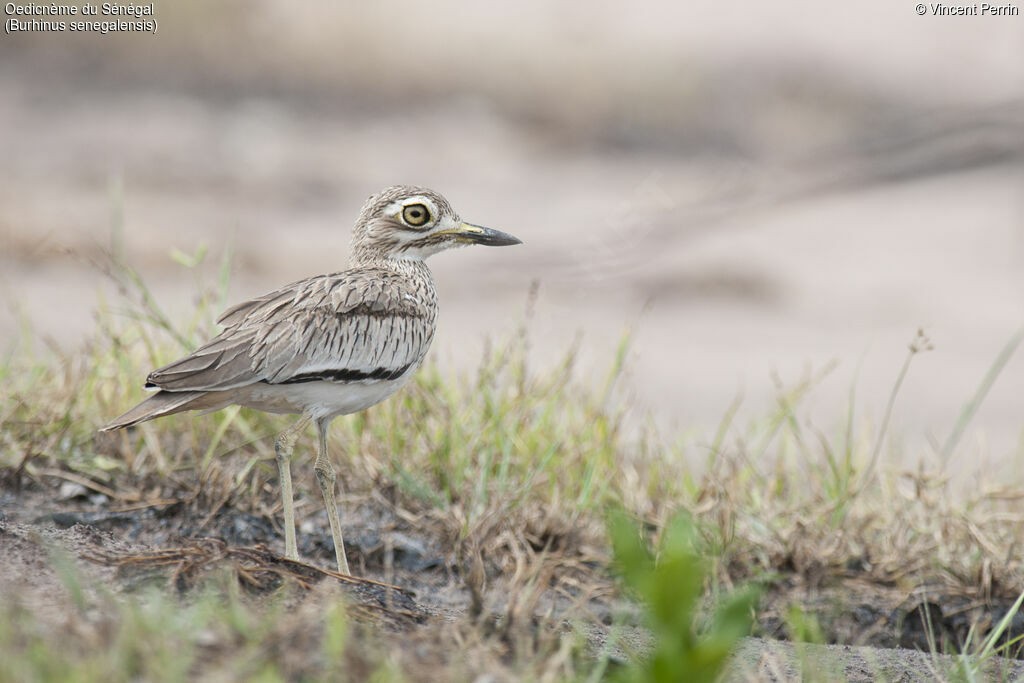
top-left (926, 588), bottom-right (1024, 682)
top-left (677, 327), bottom-right (1024, 654)
top-left (0, 564), bottom-right (394, 683)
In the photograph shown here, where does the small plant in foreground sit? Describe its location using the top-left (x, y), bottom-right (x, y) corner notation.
top-left (608, 508), bottom-right (760, 683)
top-left (944, 588), bottom-right (1024, 683)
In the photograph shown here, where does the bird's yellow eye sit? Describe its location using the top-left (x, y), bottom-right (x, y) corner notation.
top-left (402, 203), bottom-right (431, 227)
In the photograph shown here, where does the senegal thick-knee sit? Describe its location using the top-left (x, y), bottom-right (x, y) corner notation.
top-left (101, 186), bottom-right (522, 574)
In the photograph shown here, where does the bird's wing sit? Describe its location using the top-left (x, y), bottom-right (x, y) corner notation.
top-left (146, 270), bottom-right (436, 392)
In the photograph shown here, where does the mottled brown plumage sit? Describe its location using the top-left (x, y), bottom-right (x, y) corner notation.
top-left (101, 185), bottom-right (521, 574)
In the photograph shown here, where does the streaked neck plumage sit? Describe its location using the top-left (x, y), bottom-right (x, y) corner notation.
top-left (349, 243), bottom-right (435, 283)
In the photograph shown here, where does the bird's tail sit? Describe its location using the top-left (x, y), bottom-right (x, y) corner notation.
top-left (99, 390), bottom-right (210, 431)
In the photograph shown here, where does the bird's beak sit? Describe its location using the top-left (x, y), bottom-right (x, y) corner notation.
top-left (450, 222), bottom-right (523, 247)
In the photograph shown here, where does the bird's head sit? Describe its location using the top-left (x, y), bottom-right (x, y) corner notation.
top-left (351, 185), bottom-right (521, 263)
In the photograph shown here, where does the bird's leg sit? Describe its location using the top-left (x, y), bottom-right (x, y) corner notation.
top-left (274, 415), bottom-right (310, 561)
top-left (314, 417), bottom-right (350, 575)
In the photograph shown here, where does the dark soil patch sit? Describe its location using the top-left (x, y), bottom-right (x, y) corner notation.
top-left (756, 579), bottom-right (1024, 655)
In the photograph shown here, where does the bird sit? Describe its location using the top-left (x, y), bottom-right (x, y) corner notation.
top-left (100, 185), bottom-right (522, 575)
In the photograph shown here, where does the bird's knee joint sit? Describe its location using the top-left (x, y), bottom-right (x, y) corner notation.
top-left (314, 462), bottom-right (336, 485)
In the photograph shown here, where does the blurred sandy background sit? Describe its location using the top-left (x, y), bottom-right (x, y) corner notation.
top-left (1, 1), bottom-right (1022, 460)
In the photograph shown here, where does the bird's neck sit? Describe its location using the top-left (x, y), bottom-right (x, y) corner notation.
top-left (350, 252), bottom-right (434, 283)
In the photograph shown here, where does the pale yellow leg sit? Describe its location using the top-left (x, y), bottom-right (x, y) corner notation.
top-left (274, 416), bottom-right (311, 561)
top-left (314, 417), bottom-right (350, 575)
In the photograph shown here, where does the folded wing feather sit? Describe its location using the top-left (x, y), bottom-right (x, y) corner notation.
top-left (146, 270), bottom-right (435, 392)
